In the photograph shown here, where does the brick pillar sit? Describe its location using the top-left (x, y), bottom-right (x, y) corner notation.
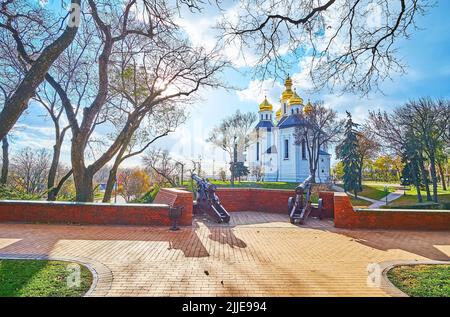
top-left (333, 192), bottom-right (358, 228)
top-left (318, 191), bottom-right (335, 219)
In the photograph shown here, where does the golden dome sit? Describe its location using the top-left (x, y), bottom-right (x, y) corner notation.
top-left (284, 76), bottom-right (293, 88)
top-left (303, 101), bottom-right (314, 115)
top-left (259, 97), bottom-right (273, 112)
top-left (275, 108), bottom-right (282, 119)
top-left (288, 89), bottom-right (303, 106)
top-left (281, 75), bottom-right (294, 101)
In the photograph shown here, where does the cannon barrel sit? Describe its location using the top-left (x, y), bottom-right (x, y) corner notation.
top-left (192, 173), bottom-right (216, 191)
top-left (296, 175), bottom-right (313, 190)
top-left (191, 173), bottom-right (203, 183)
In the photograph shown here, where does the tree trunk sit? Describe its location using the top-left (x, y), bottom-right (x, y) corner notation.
top-left (428, 155), bottom-right (439, 203)
top-left (414, 181), bottom-right (423, 203)
top-left (229, 167), bottom-right (234, 186)
top-left (438, 161), bottom-right (447, 191)
top-left (47, 139), bottom-right (62, 201)
top-left (74, 172), bottom-right (94, 202)
top-left (48, 169), bottom-right (73, 201)
top-left (357, 157), bottom-right (364, 191)
top-left (419, 157), bottom-right (432, 201)
top-left (0, 0), bottom-right (80, 140)
top-left (411, 163), bottom-right (422, 203)
top-left (1, 136), bottom-right (9, 185)
top-left (103, 168), bottom-right (118, 203)
top-left (72, 138), bottom-right (95, 202)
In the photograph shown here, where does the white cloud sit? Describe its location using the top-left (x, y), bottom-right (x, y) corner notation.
top-left (236, 79), bottom-right (283, 105)
top-left (291, 56), bottom-right (316, 92)
top-left (322, 93), bottom-right (401, 123)
top-left (14, 124), bottom-right (55, 137)
top-left (176, 3), bottom-right (260, 68)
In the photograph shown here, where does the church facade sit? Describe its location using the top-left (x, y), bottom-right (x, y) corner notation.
top-left (247, 76), bottom-right (331, 183)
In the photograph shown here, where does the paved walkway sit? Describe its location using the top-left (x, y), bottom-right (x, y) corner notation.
top-left (368, 190), bottom-right (405, 208)
top-left (0, 213), bottom-right (449, 296)
top-left (331, 185), bottom-right (404, 208)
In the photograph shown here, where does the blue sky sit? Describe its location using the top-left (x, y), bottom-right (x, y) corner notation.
top-left (11, 0), bottom-right (450, 173)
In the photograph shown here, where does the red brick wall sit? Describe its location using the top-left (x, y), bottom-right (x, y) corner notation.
top-left (334, 192), bottom-right (450, 231)
top-left (154, 188), bottom-right (194, 226)
top-left (0, 188), bottom-right (194, 226)
top-left (216, 188), bottom-right (289, 214)
top-left (316, 191), bottom-right (335, 218)
top-left (215, 188), bottom-right (334, 218)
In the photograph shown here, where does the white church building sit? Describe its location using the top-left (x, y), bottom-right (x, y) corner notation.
top-left (246, 76), bottom-right (331, 183)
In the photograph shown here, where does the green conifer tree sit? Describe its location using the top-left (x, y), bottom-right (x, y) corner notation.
top-left (336, 112), bottom-right (361, 197)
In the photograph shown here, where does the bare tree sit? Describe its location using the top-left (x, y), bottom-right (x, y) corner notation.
top-left (251, 165), bottom-right (264, 182)
top-left (0, 0), bottom-right (81, 140)
top-left (294, 102), bottom-right (344, 183)
top-left (395, 99), bottom-right (450, 202)
top-left (356, 127), bottom-right (380, 187)
top-left (142, 149), bottom-right (181, 187)
top-left (0, 29), bottom-right (26, 185)
top-left (117, 168), bottom-right (151, 203)
top-left (10, 0), bottom-right (226, 202)
top-left (102, 104), bottom-right (186, 202)
top-left (207, 110), bottom-right (257, 185)
top-left (219, 0), bottom-right (431, 94)
top-left (29, 26), bottom-right (93, 200)
top-left (368, 109), bottom-right (432, 201)
top-left (368, 99), bottom-right (450, 203)
top-left (10, 147), bottom-right (50, 195)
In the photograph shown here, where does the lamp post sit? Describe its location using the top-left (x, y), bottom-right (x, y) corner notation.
top-left (384, 186), bottom-right (388, 206)
top-left (231, 135), bottom-right (237, 187)
top-left (114, 181), bottom-right (118, 203)
top-left (173, 160), bottom-right (185, 186)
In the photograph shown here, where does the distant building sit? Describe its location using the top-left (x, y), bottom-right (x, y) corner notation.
top-left (247, 76), bottom-right (331, 183)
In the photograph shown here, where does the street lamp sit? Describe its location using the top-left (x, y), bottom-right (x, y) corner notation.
top-left (231, 135), bottom-right (237, 187)
top-left (173, 160), bottom-right (185, 186)
top-left (384, 186), bottom-right (388, 206)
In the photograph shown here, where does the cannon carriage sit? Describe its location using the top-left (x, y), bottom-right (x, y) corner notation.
top-left (288, 175), bottom-right (323, 224)
top-left (191, 174), bottom-right (230, 223)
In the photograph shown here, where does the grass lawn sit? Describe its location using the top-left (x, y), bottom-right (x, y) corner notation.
top-left (358, 184), bottom-right (397, 200)
top-left (335, 183), bottom-right (398, 200)
top-left (387, 265), bottom-right (450, 297)
top-left (0, 260), bottom-right (93, 297)
top-left (387, 186), bottom-right (450, 209)
top-left (182, 180), bottom-right (299, 191)
top-left (350, 197), bottom-right (372, 207)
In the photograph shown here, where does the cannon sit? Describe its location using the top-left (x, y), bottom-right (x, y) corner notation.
top-left (288, 175), bottom-right (323, 224)
top-left (192, 174), bottom-right (230, 223)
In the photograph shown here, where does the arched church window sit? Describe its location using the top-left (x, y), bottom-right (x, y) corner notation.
top-left (284, 139), bottom-right (289, 159)
top-left (256, 142), bottom-right (259, 161)
top-left (301, 139), bottom-right (306, 160)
